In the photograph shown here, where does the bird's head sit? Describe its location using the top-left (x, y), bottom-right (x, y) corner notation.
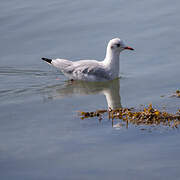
top-left (108, 38), bottom-right (134, 53)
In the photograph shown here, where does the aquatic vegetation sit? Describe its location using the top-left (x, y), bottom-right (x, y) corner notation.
top-left (79, 104), bottom-right (180, 128)
top-left (80, 110), bottom-right (107, 119)
top-left (170, 89), bottom-right (180, 98)
top-left (175, 90), bottom-right (180, 98)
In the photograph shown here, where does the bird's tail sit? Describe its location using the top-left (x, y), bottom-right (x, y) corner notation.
top-left (42, 57), bottom-right (52, 64)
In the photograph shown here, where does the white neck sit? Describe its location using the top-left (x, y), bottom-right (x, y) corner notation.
top-left (102, 46), bottom-right (120, 78)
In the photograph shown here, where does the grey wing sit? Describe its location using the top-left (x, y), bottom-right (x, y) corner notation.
top-left (87, 66), bottom-right (111, 80)
top-left (72, 64), bottom-right (111, 80)
top-left (52, 59), bottom-right (73, 73)
top-left (53, 59), bottom-right (111, 80)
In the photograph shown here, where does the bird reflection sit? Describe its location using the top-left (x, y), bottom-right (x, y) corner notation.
top-left (46, 78), bottom-right (121, 110)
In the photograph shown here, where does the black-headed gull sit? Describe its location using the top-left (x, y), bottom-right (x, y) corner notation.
top-left (42, 38), bottom-right (134, 81)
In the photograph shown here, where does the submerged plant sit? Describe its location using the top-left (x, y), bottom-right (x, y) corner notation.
top-left (175, 90), bottom-right (180, 98)
top-left (170, 89), bottom-right (180, 98)
top-left (79, 104), bottom-right (180, 128)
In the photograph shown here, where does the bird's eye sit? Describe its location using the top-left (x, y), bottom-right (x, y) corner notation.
top-left (116, 44), bottom-right (120, 47)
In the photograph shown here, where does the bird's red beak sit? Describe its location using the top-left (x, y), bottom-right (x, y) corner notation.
top-left (124, 46), bottom-right (134, 50)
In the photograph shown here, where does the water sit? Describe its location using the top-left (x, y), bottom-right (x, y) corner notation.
top-left (1, 0), bottom-right (180, 179)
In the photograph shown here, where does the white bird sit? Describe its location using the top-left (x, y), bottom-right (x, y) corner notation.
top-left (42, 38), bottom-right (134, 81)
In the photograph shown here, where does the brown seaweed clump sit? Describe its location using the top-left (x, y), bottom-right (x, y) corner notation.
top-left (175, 90), bottom-right (180, 98)
top-left (79, 104), bottom-right (180, 128)
top-left (171, 90), bottom-right (180, 98)
top-left (80, 110), bottom-right (107, 120)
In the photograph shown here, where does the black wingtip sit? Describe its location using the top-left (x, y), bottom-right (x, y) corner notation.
top-left (42, 57), bottom-right (52, 64)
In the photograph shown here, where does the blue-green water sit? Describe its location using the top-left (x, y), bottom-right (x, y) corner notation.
top-left (1, 0), bottom-right (180, 179)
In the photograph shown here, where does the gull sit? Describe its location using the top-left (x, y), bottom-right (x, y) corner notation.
top-left (42, 38), bottom-right (134, 81)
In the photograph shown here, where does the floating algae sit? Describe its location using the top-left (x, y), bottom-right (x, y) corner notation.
top-left (79, 104), bottom-right (180, 128)
top-left (170, 89), bottom-right (180, 98)
top-left (175, 90), bottom-right (180, 98)
top-left (80, 109), bottom-right (107, 119)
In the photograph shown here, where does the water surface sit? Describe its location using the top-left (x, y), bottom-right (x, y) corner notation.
top-left (1, 0), bottom-right (180, 179)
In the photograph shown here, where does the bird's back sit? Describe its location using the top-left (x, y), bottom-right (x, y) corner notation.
top-left (52, 59), bottom-right (111, 81)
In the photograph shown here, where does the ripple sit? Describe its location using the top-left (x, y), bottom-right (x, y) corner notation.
top-left (0, 66), bottom-right (60, 76)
